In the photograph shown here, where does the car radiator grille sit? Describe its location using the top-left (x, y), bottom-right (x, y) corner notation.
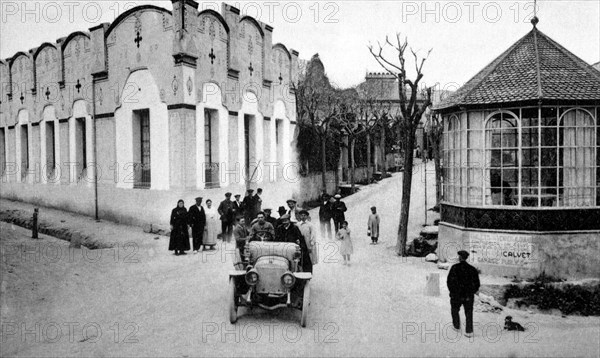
top-left (255, 257), bottom-right (288, 294)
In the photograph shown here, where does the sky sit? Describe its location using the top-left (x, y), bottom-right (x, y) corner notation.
top-left (1, 0), bottom-right (599, 90)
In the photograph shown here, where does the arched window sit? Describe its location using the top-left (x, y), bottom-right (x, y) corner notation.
top-left (559, 109), bottom-right (596, 206)
top-left (443, 115), bottom-right (461, 204)
top-left (485, 112), bottom-right (518, 206)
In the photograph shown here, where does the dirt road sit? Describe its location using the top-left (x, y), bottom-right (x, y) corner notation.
top-left (1, 162), bottom-right (599, 357)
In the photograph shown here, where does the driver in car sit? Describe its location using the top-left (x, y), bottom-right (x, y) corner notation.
top-left (249, 212), bottom-right (275, 241)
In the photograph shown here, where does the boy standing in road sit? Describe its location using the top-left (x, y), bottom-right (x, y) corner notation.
top-left (367, 206), bottom-right (380, 245)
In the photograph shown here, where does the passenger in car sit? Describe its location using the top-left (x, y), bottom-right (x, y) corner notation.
top-left (275, 214), bottom-right (313, 273)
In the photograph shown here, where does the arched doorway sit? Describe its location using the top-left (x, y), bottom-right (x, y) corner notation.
top-left (40, 105), bottom-right (59, 184)
top-left (197, 82), bottom-right (228, 188)
top-left (69, 100), bottom-right (92, 185)
top-left (114, 68), bottom-right (169, 190)
top-left (273, 100), bottom-right (290, 181)
top-left (239, 91), bottom-right (263, 185)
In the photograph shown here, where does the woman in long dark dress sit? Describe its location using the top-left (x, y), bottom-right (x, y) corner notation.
top-left (169, 199), bottom-right (190, 255)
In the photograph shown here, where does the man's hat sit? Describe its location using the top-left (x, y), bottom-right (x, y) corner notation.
top-left (286, 198), bottom-right (297, 204)
top-left (457, 250), bottom-right (470, 259)
top-left (247, 189), bottom-right (254, 193)
top-left (334, 194), bottom-right (342, 199)
top-left (225, 192), bottom-right (232, 197)
top-left (263, 208), bottom-right (272, 212)
top-left (298, 209), bottom-right (309, 216)
top-left (278, 206), bottom-right (287, 215)
top-left (280, 214), bottom-right (291, 222)
top-left (195, 197), bottom-right (203, 201)
top-left (234, 194), bottom-right (241, 198)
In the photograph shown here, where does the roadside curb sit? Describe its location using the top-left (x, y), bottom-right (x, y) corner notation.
top-left (0, 208), bottom-right (113, 249)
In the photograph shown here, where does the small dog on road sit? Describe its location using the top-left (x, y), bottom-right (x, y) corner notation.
top-left (504, 316), bottom-right (525, 331)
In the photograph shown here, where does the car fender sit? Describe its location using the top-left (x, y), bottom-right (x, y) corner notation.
top-left (229, 270), bottom-right (246, 278)
top-left (293, 272), bottom-right (312, 281)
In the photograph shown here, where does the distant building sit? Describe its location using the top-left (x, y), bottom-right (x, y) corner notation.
top-left (356, 72), bottom-right (450, 166)
top-left (435, 18), bottom-right (600, 279)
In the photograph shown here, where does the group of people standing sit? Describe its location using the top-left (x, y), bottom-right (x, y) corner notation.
top-left (216, 189), bottom-right (264, 242)
top-left (318, 193), bottom-right (348, 239)
top-left (169, 197), bottom-right (221, 255)
top-left (168, 189), bottom-right (266, 256)
top-left (167, 190), bottom-right (320, 267)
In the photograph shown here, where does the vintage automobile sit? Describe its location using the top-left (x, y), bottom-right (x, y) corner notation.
top-left (229, 233), bottom-right (312, 327)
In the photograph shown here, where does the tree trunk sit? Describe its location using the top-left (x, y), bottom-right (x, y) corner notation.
top-left (366, 132), bottom-right (372, 183)
top-left (334, 154), bottom-right (340, 193)
top-left (380, 124), bottom-right (387, 178)
top-left (350, 137), bottom-right (356, 193)
top-left (321, 136), bottom-right (327, 194)
top-left (397, 124), bottom-right (417, 256)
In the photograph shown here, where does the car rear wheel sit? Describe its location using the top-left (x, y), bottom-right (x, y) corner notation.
top-left (229, 278), bottom-right (238, 324)
top-left (300, 281), bottom-right (311, 327)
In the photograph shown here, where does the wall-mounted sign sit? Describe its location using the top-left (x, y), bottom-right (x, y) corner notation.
top-left (470, 233), bottom-right (537, 267)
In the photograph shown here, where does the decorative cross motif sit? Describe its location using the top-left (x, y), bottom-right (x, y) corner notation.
top-left (248, 62), bottom-right (254, 76)
top-left (20, 92), bottom-right (24, 104)
top-left (134, 31), bottom-right (143, 48)
top-left (278, 73), bottom-right (283, 84)
top-left (76, 80), bottom-right (82, 93)
top-left (209, 48), bottom-right (216, 65)
top-left (45, 87), bottom-right (50, 100)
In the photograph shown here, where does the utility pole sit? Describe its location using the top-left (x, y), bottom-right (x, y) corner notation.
top-left (423, 115), bottom-right (430, 227)
top-left (424, 140), bottom-right (428, 227)
top-left (92, 75), bottom-right (99, 221)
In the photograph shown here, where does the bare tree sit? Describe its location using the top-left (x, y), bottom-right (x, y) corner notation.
top-left (337, 88), bottom-right (366, 193)
top-left (293, 54), bottom-right (341, 193)
top-left (357, 81), bottom-right (393, 183)
top-left (369, 34), bottom-right (432, 256)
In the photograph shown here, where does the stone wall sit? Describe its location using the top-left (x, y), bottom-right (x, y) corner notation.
top-left (439, 223), bottom-right (600, 279)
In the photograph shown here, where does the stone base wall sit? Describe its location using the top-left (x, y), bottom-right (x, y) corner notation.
top-left (439, 223), bottom-right (600, 280)
top-left (0, 167), bottom-right (369, 229)
top-left (0, 180), bottom-right (297, 229)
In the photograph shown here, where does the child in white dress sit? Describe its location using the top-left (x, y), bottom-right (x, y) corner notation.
top-left (336, 221), bottom-right (354, 265)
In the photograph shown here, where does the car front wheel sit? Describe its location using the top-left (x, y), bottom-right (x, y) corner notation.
top-left (300, 281), bottom-right (310, 327)
top-left (229, 278), bottom-right (238, 324)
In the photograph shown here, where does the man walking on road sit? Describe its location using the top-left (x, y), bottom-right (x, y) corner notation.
top-left (447, 250), bottom-right (480, 338)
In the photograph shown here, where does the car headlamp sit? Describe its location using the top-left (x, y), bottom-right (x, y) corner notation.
top-left (245, 269), bottom-right (259, 285)
top-left (281, 272), bottom-right (296, 288)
